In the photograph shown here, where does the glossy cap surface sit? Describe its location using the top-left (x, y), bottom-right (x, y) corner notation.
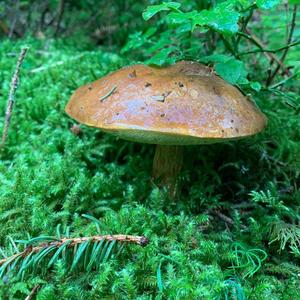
top-left (65, 61), bottom-right (267, 145)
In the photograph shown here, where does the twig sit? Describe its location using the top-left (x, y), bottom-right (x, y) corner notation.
top-left (239, 40), bottom-right (300, 56)
top-left (221, 36), bottom-right (238, 58)
top-left (269, 73), bottom-right (298, 89)
top-left (209, 209), bottom-right (247, 230)
top-left (99, 86), bottom-right (117, 102)
top-left (0, 234), bottom-right (149, 266)
top-left (236, 7), bottom-right (254, 46)
top-left (244, 30), bottom-right (291, 75)
top-left (25, 285), bottom-right (40, 300)
top-left (267, 5), bottom-right (298, 86)
top-left (1, 47), bottom-right (28, 148)
top-left (237, 31), bottom-right (264, 51)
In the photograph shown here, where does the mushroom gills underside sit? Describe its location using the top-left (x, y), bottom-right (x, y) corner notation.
top-left (100, 127), bottom-right (247, 145)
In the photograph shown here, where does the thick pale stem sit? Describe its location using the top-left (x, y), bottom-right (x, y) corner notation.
top-left (152, 145), bottom-right (183, 198)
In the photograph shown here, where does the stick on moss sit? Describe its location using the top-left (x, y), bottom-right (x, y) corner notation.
top-left (1, 47), bottom-right (28, 148)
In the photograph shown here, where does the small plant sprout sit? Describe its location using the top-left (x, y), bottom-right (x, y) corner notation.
top-left (65, 61), bottom-right (267, 198)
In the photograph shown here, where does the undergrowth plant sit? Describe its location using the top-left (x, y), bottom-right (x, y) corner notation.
top-left (123, 0), bottom-right (299, 105)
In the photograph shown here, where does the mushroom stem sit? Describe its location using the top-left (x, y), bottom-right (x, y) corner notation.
top-left (152, 145), bottom-right (183, 198)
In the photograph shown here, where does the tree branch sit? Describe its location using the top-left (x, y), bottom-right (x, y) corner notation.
top-left (267, 5), bottom-right (298, 86)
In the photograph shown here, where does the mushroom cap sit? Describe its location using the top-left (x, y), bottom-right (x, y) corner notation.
top-left (65, 61), bottom-right (267, 145)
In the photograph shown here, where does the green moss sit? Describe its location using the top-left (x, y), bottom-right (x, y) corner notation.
top-left (0, 36), bottom-right (299, 299)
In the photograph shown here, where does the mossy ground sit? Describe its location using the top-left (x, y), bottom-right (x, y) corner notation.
top-left (0, 37), bottom-right (299, 299)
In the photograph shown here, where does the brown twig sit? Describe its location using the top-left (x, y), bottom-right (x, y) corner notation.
top-left (239, 40), bottom-right (300, 56)
top-left (0, 234), bottom-right (149, 267)
top-left (209, 209), bottom-right (247, 230)
top-left (269, 72), bottom-right (298, 89)
top-left (244, 29), bottom-right (291, 76)
top-left (1, 47), bottom-right (28, 148)
top-left (25, 285), bottom-right (40, 300)
top-left (267, 5), bottom-right (298, 86)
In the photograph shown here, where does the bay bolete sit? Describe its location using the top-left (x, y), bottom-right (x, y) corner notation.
top-left (65, 61), bottom-right (267, 197)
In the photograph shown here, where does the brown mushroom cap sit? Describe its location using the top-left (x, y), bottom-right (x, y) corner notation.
top-left (65, 61), bottom-right (267, 145)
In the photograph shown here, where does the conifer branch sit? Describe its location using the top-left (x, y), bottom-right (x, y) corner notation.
top-left (0, 234), bottom-right (149, 279)
top-left (1, 47), bottom-right (28, 148)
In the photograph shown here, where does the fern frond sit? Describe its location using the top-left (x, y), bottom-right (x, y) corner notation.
top-left (265, 261), bottom-right (300, 278)
top-left (269, 221), bottom-right (300, 251)
top-left (249, 184), bottom-right (291, 215)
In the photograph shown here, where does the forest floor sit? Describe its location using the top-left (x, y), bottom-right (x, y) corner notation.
top-left (0, 37), bottom-right (299, 299)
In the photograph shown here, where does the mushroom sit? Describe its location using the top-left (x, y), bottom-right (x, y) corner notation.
top-left (65, 61), bottom-right (267, 198)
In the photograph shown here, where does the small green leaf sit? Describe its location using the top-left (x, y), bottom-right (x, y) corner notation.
top-left (175, 23), bottom-right (192, 33)
top-left (121, 32), bottom-right (147, 54)
top-left (142, 2), bottom-right (181, 21)
top-left (148, 35), bottom-right (172, 52)
top-left (250, 81), bottom-right (262, 91)
top-left (192, 2), bottom-right (240, 35)
top-left (256, 0), bottom-right (281, 9)
top-left (146, 47), bottom-right (177, 66)
top-left (166, 11), bottom-right (197, 24)
top-left (144, 27), bottom-right (157, 38)
top-left (215, 59), bottom-right (248, 85)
